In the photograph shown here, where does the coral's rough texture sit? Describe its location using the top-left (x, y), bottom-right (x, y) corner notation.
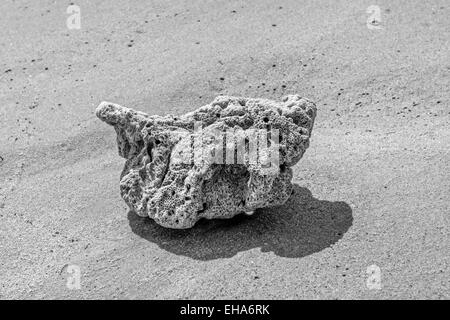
top-left (96, 95), bottom-right (317, 229)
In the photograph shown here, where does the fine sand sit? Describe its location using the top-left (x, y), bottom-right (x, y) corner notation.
top-left (0, 0), bottom-right (448, 299)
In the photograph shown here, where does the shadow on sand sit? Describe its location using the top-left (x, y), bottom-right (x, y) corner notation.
top-left (128, 184), bottom-right (353, 260)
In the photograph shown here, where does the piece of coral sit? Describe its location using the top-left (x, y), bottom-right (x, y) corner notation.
top-left (96, 95), bottom-right (317, 229)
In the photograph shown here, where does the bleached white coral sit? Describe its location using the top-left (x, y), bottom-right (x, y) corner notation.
top-left (96, 95), bottom-right (317, 229)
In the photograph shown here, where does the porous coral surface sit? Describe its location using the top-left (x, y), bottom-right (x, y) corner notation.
top-left (96, 95), bottom-right (317, 228)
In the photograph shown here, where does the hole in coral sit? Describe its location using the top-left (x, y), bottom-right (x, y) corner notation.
top-left (154, 139), bottom-right (161, 145)
top-left (263, 117), bottom-right (269, 123)
top-left (197, 203), bottom-right (207, 214)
